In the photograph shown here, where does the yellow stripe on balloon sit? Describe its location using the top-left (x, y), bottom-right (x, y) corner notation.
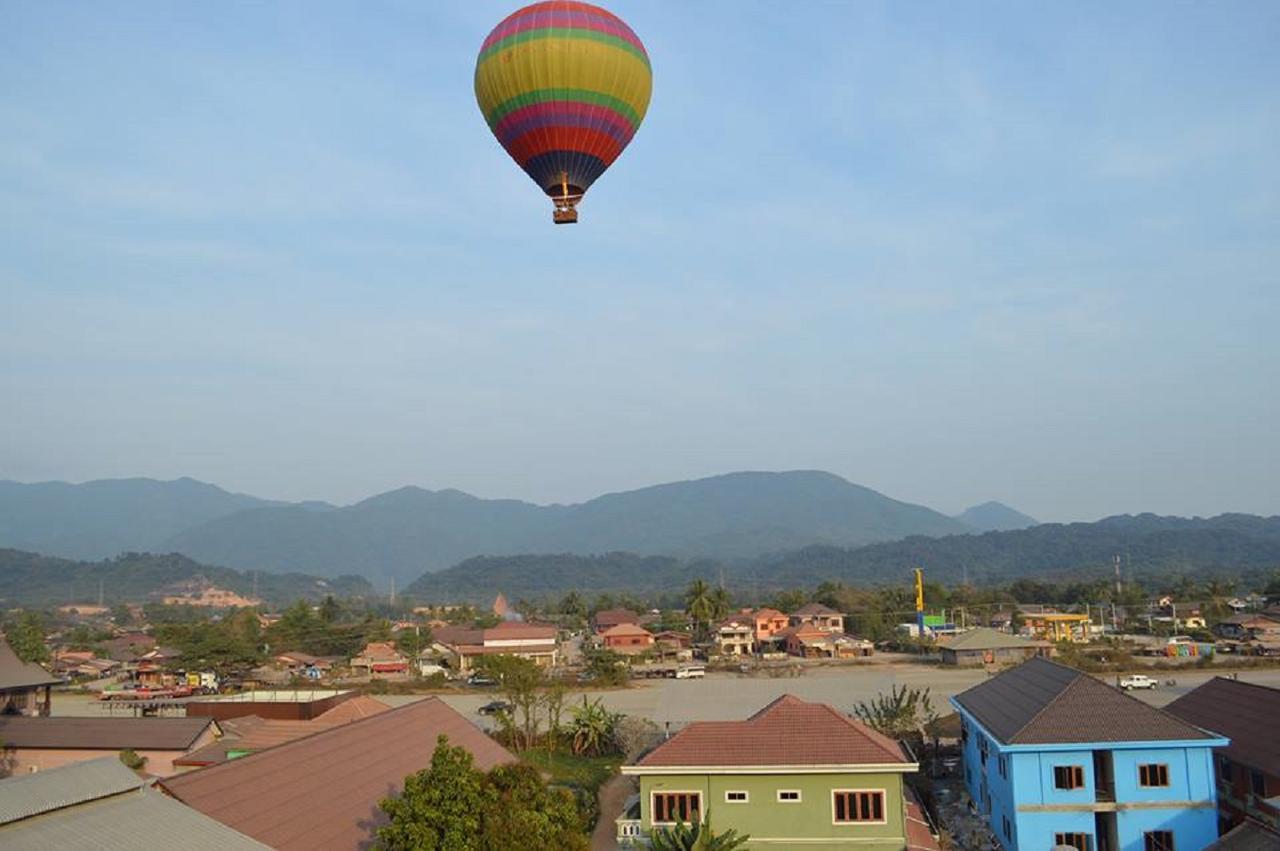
top-left (475, 37), bottom-right (652, 121)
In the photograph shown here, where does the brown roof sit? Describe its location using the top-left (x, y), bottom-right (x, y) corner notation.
top-left (634, 695), bottom-right (910, 768)
top-left (431, 625), bottom-right (484, 646)
top-left (1166, 677), bottom-right (1280, 778)
top-left (482, 622), bottom-right (557, 641)
top-left (953, 657), bottom-right (1215, 745)
top-left (904, 786), bottom-right (942, 851)
top-left (0, 637), bottom-right (61, 690)
top-left (312, 694), bottom-right (389, 725)
top-left (790, 602), bottom-right (840, 617)
top-left (593, 608), bottom-right (640, 628)
top-left (0, 716), bottom-right (217, 751)
top-left (160, 697), bottom-right (515, 851)
top-left (1204, 821), bottom-right (1280, 851)
top-left (601, 623), bottom-right (653, 638)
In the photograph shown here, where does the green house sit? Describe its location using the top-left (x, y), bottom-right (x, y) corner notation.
top-left (619, 695), bottom-right (938, 850)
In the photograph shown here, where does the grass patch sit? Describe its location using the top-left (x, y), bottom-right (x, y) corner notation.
top-left (522, 749), bottom-right (619, 794)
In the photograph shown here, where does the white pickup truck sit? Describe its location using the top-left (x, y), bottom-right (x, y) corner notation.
top-left (1119, 674), bottom-right (1157, 690)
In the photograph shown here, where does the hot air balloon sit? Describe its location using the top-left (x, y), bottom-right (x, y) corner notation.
top-left (474, 1), bottom-right (652, 224)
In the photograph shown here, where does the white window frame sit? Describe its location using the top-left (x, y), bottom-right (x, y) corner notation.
top-left (724, 790), bottom-right (749, 804)
top-left (776, 789), bottom-right (802, 803)
top-left (650, 790), bottom-right (703, 826)
top-left (830, 788), bottom-right (888, 825)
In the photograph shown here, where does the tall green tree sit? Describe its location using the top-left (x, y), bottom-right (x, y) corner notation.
top-left (377, 736), bottom-right (586, 851)
top-left (684, 580), bottom-right (713, 638)
top-left (5, 612), bottom-right (49, 664)
top-left (377, 736), bottom-right (485, 850)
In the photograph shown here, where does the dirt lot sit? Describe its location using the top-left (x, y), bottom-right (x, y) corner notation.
top-left (51, 662), bottom-right (1280, 722)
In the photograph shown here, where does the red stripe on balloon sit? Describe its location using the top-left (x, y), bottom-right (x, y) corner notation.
top-left (505, 127), bottom-right (623, 168)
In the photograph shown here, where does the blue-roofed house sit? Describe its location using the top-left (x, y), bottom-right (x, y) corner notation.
top-left (951, 657), bottom-right (1227, 851)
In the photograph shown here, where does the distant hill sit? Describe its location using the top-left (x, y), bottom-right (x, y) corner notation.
top-left (403, 513), bottom-right (1280, 602)
top-left (0, 548), bottom-right (372, 607)
top-left (0, 478), bottom-right (280, 561)
top-left (955, 501), bottom-right (1038, 532)
top-left (164, 471), bottom-right (969, 588)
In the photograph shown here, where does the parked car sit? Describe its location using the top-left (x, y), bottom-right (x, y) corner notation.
top-left (478, 700), bottom-right (513, 716)
top-left (1119, 674), bottom-right (1157, 690)
top-left (674, 665), bottom-right (705, 679)
top-left (467, 673), bottom-right (497, 687)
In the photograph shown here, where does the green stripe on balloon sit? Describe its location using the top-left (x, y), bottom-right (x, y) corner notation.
top-left (484, 88), bottom-right (643, 131)
top-left (477, 27), bottom-right (650, 67)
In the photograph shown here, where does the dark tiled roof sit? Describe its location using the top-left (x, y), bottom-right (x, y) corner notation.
top-left (953, 657), bottom-right (1215, 745)
top-left (0, 638), bottom-right (61, 690)
top-left (0, 716), bottom-right (216, 751)
top-left (1166, 678), bottom-right (1280, 777)
top-left (1204, 821), bottom-right (1280, 851)
top-left (634, 695), bottom-right (910, 768)
top-left (160, 697), bottom-right (515, 851)
top-left (593, 608), bottom-right (641, 627)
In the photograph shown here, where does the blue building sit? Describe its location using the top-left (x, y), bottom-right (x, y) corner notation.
top-left (952, 658), bottom-right (1228, 851)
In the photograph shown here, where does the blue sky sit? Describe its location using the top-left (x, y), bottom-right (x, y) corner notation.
top-left (3, 1), bottom-right (1277, 521)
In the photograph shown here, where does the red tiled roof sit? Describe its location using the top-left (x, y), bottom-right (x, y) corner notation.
top-left (161, 698), bottom-right (514, 851)
top-left (635, 695), bottom-right (911, 768)
top-left (593, 608), bottom-right (641, 628)
top-left (790, 603), bottom-right (840, 617)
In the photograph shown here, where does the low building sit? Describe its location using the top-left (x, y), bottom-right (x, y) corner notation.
top-left (349, 641), bottom-right (408, 677)
top-left (751, 608), bottom-right (790, 645)
top-left (273, 651), bottom-right (334, 680)
top-left (789, 602), bottom-right (845, 633)
top-left (939, 627), bottom-right (1053, 667)
top-left (0, 638), bottom-right (61, 717)
top-left (161, 697), bottom-right (516, 850)
top-left (174, 695), bottom-right (390, 769)
top-left (99, 632), bottom-right (156, 661)
top-left (0, 715), bottom-right (221, 777)
top-left (600, 623), bottom-right (655, 656)
top-left (1214, 613), bottom-right (1280, 642)
top-left (0, 756), bottom-right (268, 849)
top-left (186, 689), bottom-right (356, 722)
top-left (432, 621), bottom-right (559, 672)
top-left (778, 623), bottom-right (871, 658)
top-left (593, 608), bottom-right (642, 634)
top-left (619, 694), bottom-right (938, 850)
top-left (713, 617), bottom-right (755, 656)
top-left (952, 657), bottom-right (1226, 851)
top-left (652, 631), bottom-right (693, 662)
top-left (1165, 677), bottom-right (1280, 834)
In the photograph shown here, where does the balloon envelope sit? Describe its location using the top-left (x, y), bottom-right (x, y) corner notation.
top-left (475, 1), bottom-right (652, 220)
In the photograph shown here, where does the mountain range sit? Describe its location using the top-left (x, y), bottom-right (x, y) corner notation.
top-left (406, 513), bottom-right (1280, 602)
top-left (0, 471), bottom-right (1015, 587)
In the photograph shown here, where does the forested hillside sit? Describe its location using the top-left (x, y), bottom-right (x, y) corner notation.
top-left (0, 549), bottom-right (372, 607)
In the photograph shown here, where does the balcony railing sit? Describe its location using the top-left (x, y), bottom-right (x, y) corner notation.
top-left (616, 818), bottom-right (644, 845)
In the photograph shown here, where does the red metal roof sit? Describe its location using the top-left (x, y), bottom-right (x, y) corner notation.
top-left (161, 698), bottom-right (515, 850)
top-left (635, 695), bottom-right (910, 768)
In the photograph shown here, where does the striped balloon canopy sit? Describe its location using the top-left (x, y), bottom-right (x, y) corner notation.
top-left (474, 1), bottom-right (652, 223)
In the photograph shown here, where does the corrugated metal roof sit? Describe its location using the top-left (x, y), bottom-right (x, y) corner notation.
top-left (1203, 820), bottom-right (1280, 851)
top-left (943, 627), bottom-right (1048, 652)
top-left (0, 637), bottom-right (62, 690)
top-left (160, 696), bottom-right (515, 851)
top-left (1, 785), bottom-right (269, 849)
top-left (0, 757), bottom-right (140, 824)
top-left (953, 657), bottom-right (1215, 745)
top-left (0, 715), bottom-right (216, 750)
top-left (1166, 677), bottom-right (1280, 777)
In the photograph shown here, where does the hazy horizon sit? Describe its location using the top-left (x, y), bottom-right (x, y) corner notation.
top-left (4, 2), bottom-right (1278, 523)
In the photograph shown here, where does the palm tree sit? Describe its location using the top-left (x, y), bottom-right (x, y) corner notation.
top-left (685, 580), bottom-right (714, 639)
top-left (649, 810), bottom-right (749, 851)
top-left (569, 697), bottom-right (618, 756)
top-left (708, 586), bottom-right (731, 622)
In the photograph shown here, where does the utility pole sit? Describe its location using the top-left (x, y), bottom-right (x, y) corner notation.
top-left (390, 577), bottom-right (397, 607)
top-left (1114, 554), bottom-right (1122, 596)
top-left (98, 578), bottom-right (104, 608)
